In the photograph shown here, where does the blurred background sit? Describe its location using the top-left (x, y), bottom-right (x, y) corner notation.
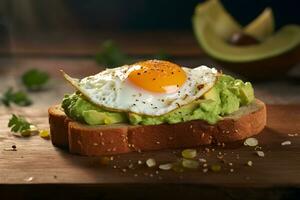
top-left (0, 0), bottom-right (299, 105)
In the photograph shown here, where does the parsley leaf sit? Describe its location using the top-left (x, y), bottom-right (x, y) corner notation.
top-left (95, 40), bottom-right (130, 68)
top-left (8, 114), bottom-right (31, 133)
top-left (21, 69), bottom-right (49, 90)
top-left (1, 88), bottom-right (32, 107)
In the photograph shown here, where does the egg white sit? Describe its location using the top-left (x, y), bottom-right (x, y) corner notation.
top-left (62, 65), bottom-right (218, 116)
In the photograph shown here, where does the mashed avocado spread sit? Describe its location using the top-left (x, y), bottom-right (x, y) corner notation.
top-left (61, 75), bottom-right (254, 125)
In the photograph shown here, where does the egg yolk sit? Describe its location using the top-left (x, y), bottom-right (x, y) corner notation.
top-left (128, 60), bottom-right (187, 93)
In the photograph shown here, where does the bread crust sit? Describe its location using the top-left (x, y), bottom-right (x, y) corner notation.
top-left (48, 99), bottom-right (266, 156)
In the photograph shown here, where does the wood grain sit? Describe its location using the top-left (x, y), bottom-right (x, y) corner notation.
top-left (0, 104), bottom-right (300, 188)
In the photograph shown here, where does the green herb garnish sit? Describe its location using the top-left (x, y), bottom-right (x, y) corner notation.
top-left (21, 69), bottom-right (49, 90)
top-left (153, 51), bottom-right (171, 60)
top-left (1, 88), bottom-right (32, 107)
top-left (8, 114), bottom-right (31, 134)
top-left (95, 40), bottom-right (130, 68)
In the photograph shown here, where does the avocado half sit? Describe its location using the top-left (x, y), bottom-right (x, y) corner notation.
top-left (192, 0), bottom-right (300, 79)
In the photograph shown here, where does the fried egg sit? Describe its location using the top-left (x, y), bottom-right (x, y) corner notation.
top-left (62, 60), bottom-right (218, 116)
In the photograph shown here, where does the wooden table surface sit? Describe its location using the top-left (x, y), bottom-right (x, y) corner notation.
top-left (0, 36), bottom-right (300, 198)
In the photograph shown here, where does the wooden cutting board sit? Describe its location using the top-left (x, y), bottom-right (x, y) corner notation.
top-left (0, 104), bottom-right (300, 198)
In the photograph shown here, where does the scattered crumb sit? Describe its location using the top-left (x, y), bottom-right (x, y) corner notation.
top-left (254, 146), bottom-right (262, 151)
top-left (228, 162), bottom-right (233, 166)
top-left (24, 177), bottom-right (34, 182)
top-left (181, 149), bottom-right (197, 159)
top-left (128, 163), bottom-right (134, 169)
top-left (230, 169), bottom-right (234, 173)
top-left (203, 168), bottom-right (208, 173)
top-left (247, 161), bottom-right (253, 166)
top-left (244, 138), bottom-right (258, 147)
top-left (121, 168), bottom-right (127, 173)
top-left (134, 173), bottom-right (138, 177)
top-left (288, 133), bottom-right (298, 137)
top-left (137, 160), bottom-right (143, 165)
top-left (146, 158), bottom-right (156, 167)
top-left (159, 163), bottom-right (173, 170)
top-left (281, 141), bottom-right (291, 146)
top-left (199, 158), bottom-right (207, 163)
top-left (182, 159), bottom-right (199, 169)
top-left (39, 129), bottom-right (50, 139)
top-left (256, 151), bottom-right (265, 157)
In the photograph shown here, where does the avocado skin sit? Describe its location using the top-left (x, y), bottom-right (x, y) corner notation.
top-left (217, 45), bottom-right (300, 79)
top-left (61, 75), bottom-right (254, 125)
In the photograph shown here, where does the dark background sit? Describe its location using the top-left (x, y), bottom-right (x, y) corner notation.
top-left (1, 0), bottom-right (299, 33)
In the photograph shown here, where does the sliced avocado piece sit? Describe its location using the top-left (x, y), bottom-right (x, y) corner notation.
top-left (82, 110), bottom-right (105, 125)
top-left (193, 0), bottom-right (300, 63)
top-left (243, 8), bottom-right (274, 41)
top-left (239, 82), bottom-right (254, 105)
top-left (82, 110), bottom-right (126, 125)
top-left (203, 86), bottom-right (220, 103)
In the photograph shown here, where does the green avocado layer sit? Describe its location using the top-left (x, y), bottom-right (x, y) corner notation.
top-left (61, 75), bottom-right (254, 125)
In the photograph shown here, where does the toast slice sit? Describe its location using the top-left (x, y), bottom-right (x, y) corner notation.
top-left (48, 99), bottom-right (266, 156)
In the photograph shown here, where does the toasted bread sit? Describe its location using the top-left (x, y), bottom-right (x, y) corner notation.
top-left (48, 99), bottom-right (266, 156)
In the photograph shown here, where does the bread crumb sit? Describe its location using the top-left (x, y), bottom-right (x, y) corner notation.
top-left (159, 163), bottom-right (173, 170)
top-left (247, 161), bottom-right (253, 166)
top-left (121, 168), bottom-right (127, 173)
top-left (203, 168), bottom-right (208, 173)
top-left (281, 141), bottom-right (291, 146)
top-left (228, 162), bottom-right (233, 166)
top-left (128, 163), bottom-right (134, 169)
top-left (137, 160), bottom-right (143, 165)
top-left (156, 141), bottom-right (160, 144)
top-left (199, 158), bottom-right (207, 163)
top-left (146, 158), bottom-right (156, 167)
top-left (93, 142), bottom-right (98, 146)
top-left (24, 177), bottom-right (34, 182)
top-left (168, 136), bottom-right (174, 140)
top-left (288, 133), bottom-right (298, 137)
top-left (244, 138), bottom-right (258, 146)
top-left (230, 168), bottom-right (234, 172)
top-left (256, 151), bottom-right (265, 157)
